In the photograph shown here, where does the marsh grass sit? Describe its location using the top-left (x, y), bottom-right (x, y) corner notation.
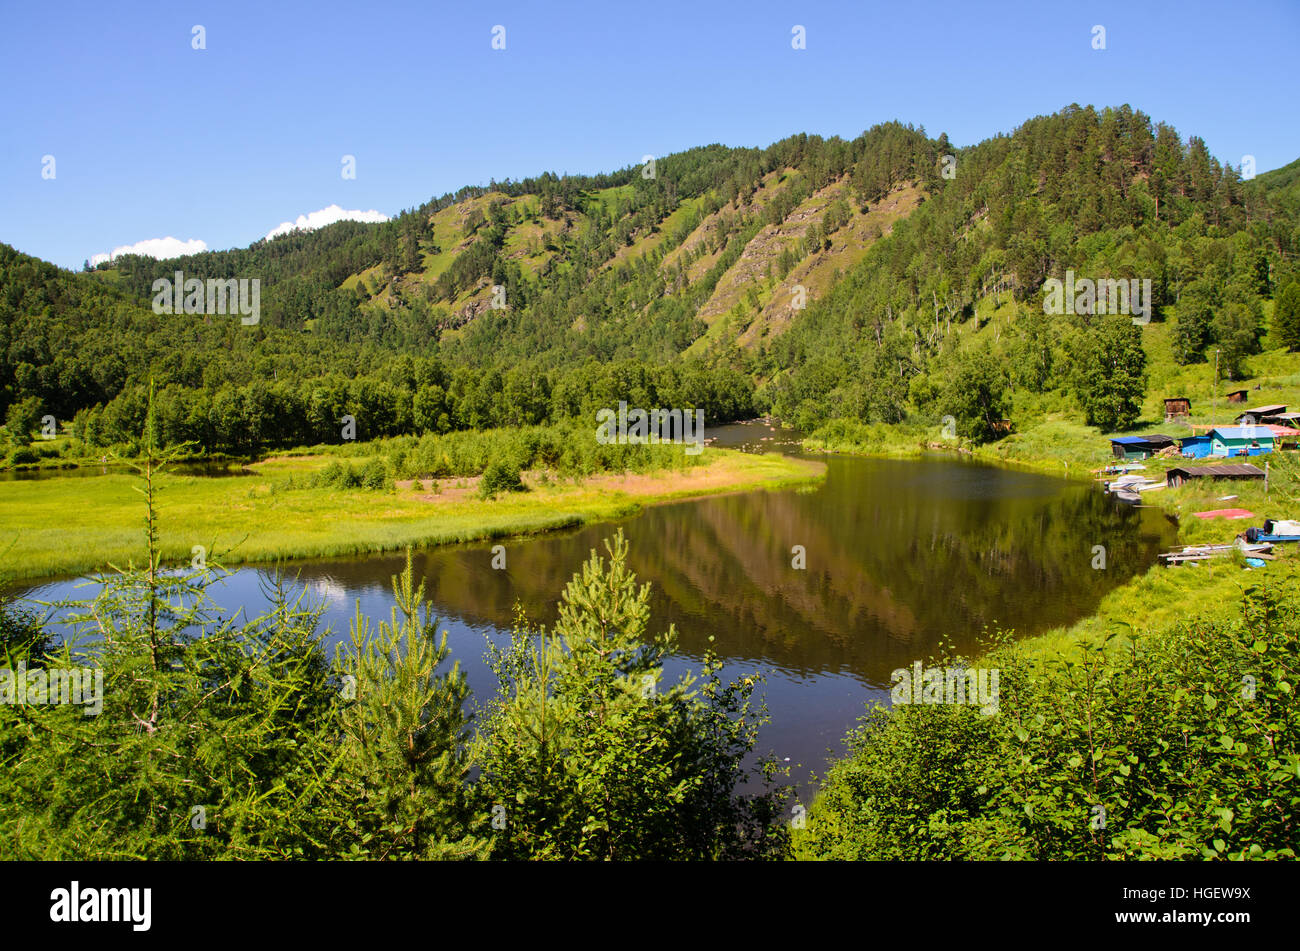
top-left (0, 449), bottom-right (823, 585)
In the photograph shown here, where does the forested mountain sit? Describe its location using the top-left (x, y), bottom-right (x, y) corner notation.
top-left (3, 104), bottom-right (1298, 455)
top-left (762, 104), bottom-right (1300, 431)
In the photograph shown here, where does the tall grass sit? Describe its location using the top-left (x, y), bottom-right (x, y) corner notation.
top-left (0, 448), bottom-right (823, 585)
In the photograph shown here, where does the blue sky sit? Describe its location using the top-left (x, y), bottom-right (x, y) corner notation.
top-left (2, 0), bottom-right (1297, 270)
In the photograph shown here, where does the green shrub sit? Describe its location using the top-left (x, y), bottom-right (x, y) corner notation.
top-left (360, 457), bottom-right (389, 491)
top-left (478, 459), bottom-right (525, 499)
top-left (797, 579), bottom-right (1300, 861)
top-left (317, 460), bottom-right (346, 487)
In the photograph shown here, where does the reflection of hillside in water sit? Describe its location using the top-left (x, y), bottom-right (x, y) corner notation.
top-left (277, 454), bottom-right (1176, 687)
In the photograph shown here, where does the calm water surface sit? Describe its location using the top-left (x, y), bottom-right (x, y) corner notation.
top-left (9, 422), bottom-right (1177, 798)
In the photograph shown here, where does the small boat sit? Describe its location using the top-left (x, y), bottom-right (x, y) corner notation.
top-left (1243, 519), bottom-right (1300, 544)
top-left (1105, 474), bottom-right (1165, 494)
top-left (1192, 508), bottom-right (1255, 520)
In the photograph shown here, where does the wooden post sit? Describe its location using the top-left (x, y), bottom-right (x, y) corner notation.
top-left (1265, 459), bottom-right (1270, 495)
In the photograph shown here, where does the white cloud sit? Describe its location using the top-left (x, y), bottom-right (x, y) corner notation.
top-left (89, 236), bottom-right (208, 266)
top-left (264, 204), bottom-right (389, 241)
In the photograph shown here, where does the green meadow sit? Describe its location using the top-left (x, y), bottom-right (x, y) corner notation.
top-left (0, 448), bottom-right (824, 585)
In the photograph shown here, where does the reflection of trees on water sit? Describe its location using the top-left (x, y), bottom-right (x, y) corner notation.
top-left (232, 456), bottom-right (1177, 686)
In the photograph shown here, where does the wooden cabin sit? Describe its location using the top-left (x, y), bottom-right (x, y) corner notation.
top-left (1210, 426), bottom-right (1274, 456)
top-left (1166, 463), bottom-right (1265, 488)
top-left (1110, 434), bottom-right (1176, 460)
top-left (1235, 404), bottom-right (1288, 425)
top-left (1226, 389), bottom-right (1249, 404)
top-left (1163, 397), bottom-right (1192, 421)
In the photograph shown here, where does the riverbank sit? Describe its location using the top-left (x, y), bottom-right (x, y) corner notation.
top-left (0, 448), bottom-right (825, 585)
top-left (795, 421), bottom-right (1300, 862)
top-left (803, 415), bottom-right (1119, 479)
top-left (1014, 451), bottom-right (1300, 664)
top-left (803, 410), bottom-right (1300, 657)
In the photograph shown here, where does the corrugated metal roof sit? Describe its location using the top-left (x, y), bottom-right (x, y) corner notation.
top-left (1236, 405), bottom-right (1287, 417)
top-left (1168, 464), bottom-right (1265, 478)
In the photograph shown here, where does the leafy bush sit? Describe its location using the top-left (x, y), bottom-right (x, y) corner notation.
top-left (383, 423), bottom-right (706, 486)
top-left (478, 459), bottom-right (525, 499)
top-left (285, 458), bottom-right (388, 491)
top-left (797, 580), bottom-right (1300, 861)
top-left (359, 457), bottom-right (389, 491)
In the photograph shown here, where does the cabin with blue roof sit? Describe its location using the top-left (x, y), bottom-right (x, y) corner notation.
top-left (1210, 426), bottom-right (1274, 457)
top-left (1109, 434), bottom-right (1176, 460)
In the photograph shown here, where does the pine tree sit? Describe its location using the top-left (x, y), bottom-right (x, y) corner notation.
top-left (1171, 298), bottom-right (1213, 364)
top-left (1274, 282), bottom-right (1300, 351)
top-left (324, 553), bottom-right (490, 859)
top-left (1074, 315), bottom-right (1148, 430)
top-left (473, 530), bottom-right (789, 860)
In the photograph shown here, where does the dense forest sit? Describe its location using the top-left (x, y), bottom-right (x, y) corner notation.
top-left (3, 105), bottom-right (1300, 459)
top-left (763, 105), bottom-right (1300, 432)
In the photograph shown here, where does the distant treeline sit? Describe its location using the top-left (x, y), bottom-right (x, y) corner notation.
top-left (65, 358), bottom-right (753, 456)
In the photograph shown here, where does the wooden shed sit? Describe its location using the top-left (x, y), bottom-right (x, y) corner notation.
top-left (1210, 426), bottom-right (1274, 457)
top-left (1226, 389), bottom-right (1249, 404)
top-left (1163, 397), bottom-right (1192, 421)
top-left (1110, 434), bottom-right (1177, 460)
top-left (1165, 463), bottom-right (1265, 488)
top-left (1235, 405), bottom-right (1288, 425)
